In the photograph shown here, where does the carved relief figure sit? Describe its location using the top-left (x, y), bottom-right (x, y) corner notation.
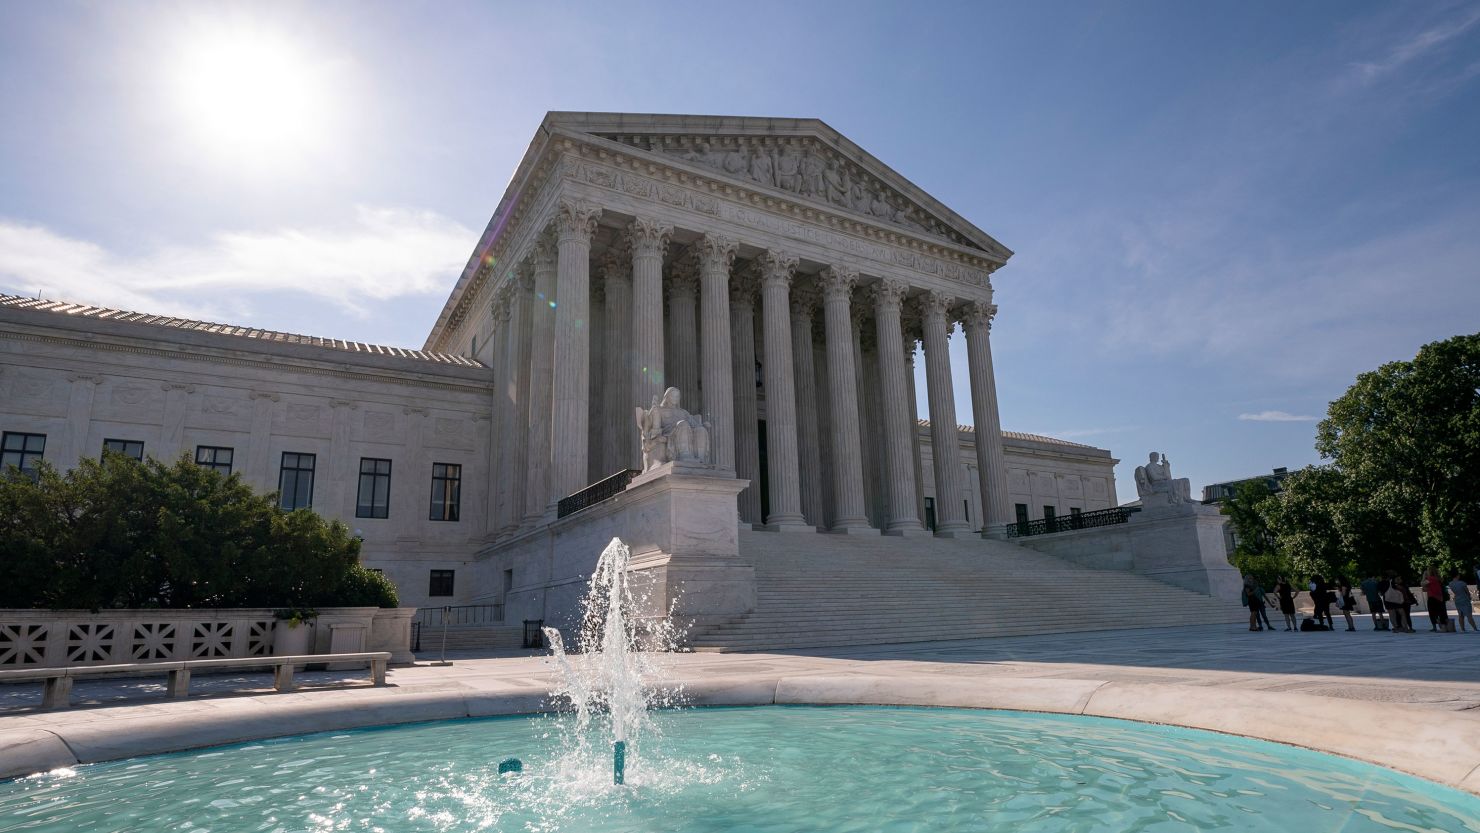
top-left (1134, 451), bottom-right (1192, 506)
top-left (799, 149), bottom-right (825, 197)
top-left (823, 158), bottom-right (849, 204)
top-left (635, 387), bottom-right (712, 471)
top-left (749, 147), bottom-right (775, 187)
top-left (721, 146), bottom-right (749, 176)
top-left (775, 145), bottom-right (802, 192)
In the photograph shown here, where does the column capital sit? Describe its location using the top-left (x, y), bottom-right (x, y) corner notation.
top-left (600, 238), bottom-right (632, 282)
top-left (629, 217), bottom-right (673, 258)
top-left (532, 234), bottom-right (558, 273)
top-left (958, 300), bottom-right (999, 331)
top-left (818, 265), bottom-right (859, 299)
top-left (697, 234), bottom-right (738, 271)
top-left (668, 266), bottom-right (699, 301)
top-left (871, 278), bottom-right (910, 312)
top-left (730, 269), bottom-right (759, 310)
top-left (914, 289), bottom-right (956, 320)
top-left (514, 258), bottom-right (536, 292)
top-left (791, 284), bottom-right (820, 319)
top-left (555, 198), bottom-right (602, 243)
top-left (757, 249), bottom-right (799, 288)
top-left (492, 284), bottom-right (513, 324)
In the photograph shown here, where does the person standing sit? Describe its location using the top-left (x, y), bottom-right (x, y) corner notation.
top-left (1384, 575), bottom-right (1411, 633)
top-left (1423, 568), bottom-right (1450, 632)
top-left (1274, 577), bottom-right (1297, 631)
top-left (1310, 575), bottom-right (1333, 630)
top-left (1241, 575), bottom-right (1265, 632)
top-left (1361, 574), bottom-right (1386, 630)
top-left (1335, 579), bottom-right (1357, 632)
top-left (1450, 573), bottom-right (1476, 633)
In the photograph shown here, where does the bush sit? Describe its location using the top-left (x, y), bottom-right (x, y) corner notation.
top-left (0, 452), bottom-right (398, 610)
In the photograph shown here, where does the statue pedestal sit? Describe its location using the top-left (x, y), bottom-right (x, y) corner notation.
top-left (1125, 502), bottom-right (1243, 600)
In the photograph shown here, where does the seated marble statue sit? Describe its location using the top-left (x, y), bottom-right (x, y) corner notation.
top-left (1134, 451), bottom-right (1192, 506)
top-left (635, 387), bottom-right (712, 471)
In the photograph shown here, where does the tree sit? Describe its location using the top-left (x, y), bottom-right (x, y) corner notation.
top-left (0, 453), bottom-right (398, 610)
top-left (1219, 479), bottom-right (1289, 586)
top-left (1316, 333), bottom-right (1480, 576)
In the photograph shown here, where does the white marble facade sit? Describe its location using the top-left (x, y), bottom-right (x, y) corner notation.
top-left (0, 113), bottom-right (1123, 609)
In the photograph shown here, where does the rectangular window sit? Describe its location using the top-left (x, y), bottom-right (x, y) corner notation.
top-left (195, 445), bottom-right (234, 475)
top-left (1014, 503), bottom-right (1030, 535)
top-left (356, 457), bottom-right (392, 519)
top-left (429, 462), bottom-right (461, 521)
top-left (279, 452), bottom-right (316, 510)
top-left (1043, 505), bottom-right (1056, 522)
top-left (1, 432), bottom-right (46, 479)
top-left (429, 569), bottom-right (455, 597)
top-left (923, 496), bottom-right (936, 531)
top-left (1070, 507), bottom-right (1082, 516)
top-left (102, 438), bottom-right (144, 461)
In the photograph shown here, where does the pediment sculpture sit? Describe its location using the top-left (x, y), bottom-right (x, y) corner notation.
top-left (635, 387), bottom-right (712, 471)
top-left (1134, 451), bottom-right (1192, 507)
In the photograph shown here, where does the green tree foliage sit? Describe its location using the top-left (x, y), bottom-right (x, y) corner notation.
top-left (1315, 333), bottom-right (1480, 576)
top-left (0, 452), bottom-right (398, 610)
top-left (1219, 479), bottom-right (1290, 586)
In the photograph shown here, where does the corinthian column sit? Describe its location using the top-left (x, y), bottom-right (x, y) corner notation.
top-left (506, 265), bottom-right (534, 533)
top-left (757, 251), bottom-right (807, 530)
top-left (601, 242), bottom-right (633, 473)
top-left (731, 270), bottom-right (761, 522)
top-left (790, 288), bottom-right (824, 528)
top-left (819, 266), bottom-right (871, 532)
top-left (524, 235), bottom-right (557, 524)
top-left (668, 256), bottom-right (701, 411)
top-left (490, 286), bottom-right (512, 534)
top-left (550, 198), bottom-right (601, 505)
top-left (629, 217), bottom-right (672, 424)
top-left (962, 298), bottom-right (1013, 533)
top-left (698, 235), bottom-right (738, 471)
top-left (918, 290), bottom-right (971, 536)
top-left (872, 279), bottom-right (925, 535)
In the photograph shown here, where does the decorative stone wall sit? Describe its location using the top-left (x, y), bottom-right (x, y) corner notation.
top-left (0, 607), bottom-right (417, 669)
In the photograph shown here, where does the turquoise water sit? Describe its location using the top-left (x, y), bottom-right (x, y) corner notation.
top-left (3, 706), bottom-right (1477, 832)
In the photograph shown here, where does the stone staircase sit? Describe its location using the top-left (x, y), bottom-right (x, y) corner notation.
top-left (414, 624), bottom-right (525, 654)
top-left (685, 529), bottom-right (1244, 651)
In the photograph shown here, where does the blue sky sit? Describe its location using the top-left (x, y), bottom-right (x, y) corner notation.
top-left (2, 1), bottom-right (1478, 495)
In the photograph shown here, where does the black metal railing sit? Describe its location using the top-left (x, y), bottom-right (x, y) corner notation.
top-left (413, 604), bottom-right (505, 629)
top-left (1005, 506), bottom-right (1138, 539)
top-left (557, 469), bottom-right (640, 518)
top-left (523, 619), bottom-right (546, 650)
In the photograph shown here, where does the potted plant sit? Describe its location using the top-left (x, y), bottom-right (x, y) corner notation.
top-left (272, 608), bottom-right (317, 655)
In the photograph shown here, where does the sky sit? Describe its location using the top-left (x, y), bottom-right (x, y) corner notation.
top-left (2, 1), bottom-right (1478, 496)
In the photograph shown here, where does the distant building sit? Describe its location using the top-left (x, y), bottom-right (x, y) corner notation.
top-left (1201, 467), bottom-right (1293, 554)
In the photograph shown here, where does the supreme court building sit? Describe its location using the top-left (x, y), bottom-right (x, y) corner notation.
top-left (0, 113), bottom-right (1122, 617)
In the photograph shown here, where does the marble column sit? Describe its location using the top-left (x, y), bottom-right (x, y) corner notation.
top-left (872, 280), bottom-right (925, 534)
top-left (918, 291), bottom-right (971, 536)
top-left (668, 259), bottom-right (701, 412)
top-left (790, 288), bottom-right (824, 528)
top-left (819, 266), bottom-right (870, 532)
top-left (850, 308), bottom-right (879, 528)
top-left (731, 271), bottom-right (761, 523)
top-left (524, 236), bottom-right (557, 523)
top-left (629, 218), bottom-right (671, 441)
top-left (961, 299), bottom-right (1013, 532)
top-left (508, 267), bottom-right (534, 531)
top-left (490, 288), bottom-right (512, 534)
top-left (602, 243), bottom-right (634, 473)
top-left (550, 199), bottom-right (601, 504)
top-left (698, 235), bottom-right (738, 471)
top-left (587, 278), bottom-right (605, 485)
top-left (812, 330), bottom-right (835, 530)
top-left (905, 346), bottom-right (927, 526)
top-left (757, 250), bottom-right (807, 530)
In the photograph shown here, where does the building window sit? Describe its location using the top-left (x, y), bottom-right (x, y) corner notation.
top-left (356, 458), bottom-right (392, 519)
top-left (430, 463), bottom-right (461, 521)
top-left (1070, 507), bottom-right (1082, 516)
top-left (195, 445), bottom-right (233, 475)
top-left (1015, 503), bottom-right (1030, 535)
top-left (429, 569), bottom-right (455, 597)
top-left (102, 438), bottom-right (144, 461)
top-left (1043, 505), bottom-right (1056, 523)
top-left (1, 432), bottom-right (46, 479)
top-left (279, 452), bottom-right (316, 510)
top-left (924, 497), bottom-right (936, 531)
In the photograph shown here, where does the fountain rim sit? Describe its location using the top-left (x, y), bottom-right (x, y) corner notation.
top-left (3, 674), bottom-right (1479, 796)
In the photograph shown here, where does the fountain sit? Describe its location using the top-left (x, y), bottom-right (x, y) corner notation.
top-left (542, 537), bottom-right (682, 787)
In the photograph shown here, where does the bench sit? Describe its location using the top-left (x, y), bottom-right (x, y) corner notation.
top-left (0, 652), bottom-right (391, 709)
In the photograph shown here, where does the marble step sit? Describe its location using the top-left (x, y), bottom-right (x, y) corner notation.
top-left (696, 611), bottom-right (1238, 636)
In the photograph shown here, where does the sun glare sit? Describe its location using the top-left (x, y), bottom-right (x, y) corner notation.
top-left (174, 24), bottom-right (332, 169)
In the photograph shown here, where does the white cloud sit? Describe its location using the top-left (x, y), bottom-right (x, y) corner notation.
top-left (1350, 7), bottom-right (1480, 83)
top-left (1238, 411), bottom-right (1318, 423)
top-left (0, 206), bottom-right (477, 320)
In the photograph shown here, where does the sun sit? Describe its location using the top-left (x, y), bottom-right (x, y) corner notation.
top-left (174, 23), bottom-right (333, 169)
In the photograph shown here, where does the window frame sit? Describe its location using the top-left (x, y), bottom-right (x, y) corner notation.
top-left (102, 438), bottom-right (145, 461)
top-left (195, 445), bottom-right (234, 475)
top-left (356, 457), bottom-right (393, 519)
top-left (1, 432), bottom-right (46, 479)
top-left (428, 569), bottom-right (455, 598)
top-left (429, 462), bottom-right (462, 522)
top-left (278, 452), bottom-right (317, 510)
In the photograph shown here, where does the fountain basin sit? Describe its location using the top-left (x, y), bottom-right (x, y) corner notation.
top-left (4, 705), bottom-right (1478, 832)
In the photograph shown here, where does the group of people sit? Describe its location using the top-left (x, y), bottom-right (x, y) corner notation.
top-left (1240, 568), bottom-right (1479, 634)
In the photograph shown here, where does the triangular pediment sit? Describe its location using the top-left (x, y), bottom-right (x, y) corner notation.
top-left (545, 112), bottom-right (1011, 259)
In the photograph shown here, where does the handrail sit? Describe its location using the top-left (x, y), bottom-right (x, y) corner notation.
top-left (412, 604), bottom-right (505, 627)
top-left (1005, 506), bottom-right (1138, 538)
top-left (557, 469), bottom-right (640, 518)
